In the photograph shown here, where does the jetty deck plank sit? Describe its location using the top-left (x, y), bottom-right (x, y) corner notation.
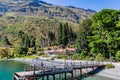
top-left (15, 70), bottom-right (41, 77)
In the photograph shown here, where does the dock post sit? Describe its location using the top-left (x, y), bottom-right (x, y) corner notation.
top-left (65, 73), bottom-right (67, 80)
top-left (33, 64), bottom-right (35, 76)
top-left (47, 75), bottom-right (49, 80)
top-left (13, 74), bottom-right (15, 80)
top-left (59, 74), bottom-right (61, 80)
top-left (13, 75), bottom-right (15, 80)
top-left (53, 75), bottom-right (55, 80)
top-left (71, 71), bottom-right (73, 79)
top-left (33, 64), bottom-right (37, 80)
top-left (92, 67), bottom-right (94, 71)
top-left (86, 68), bottom-right (88, 76)
top-left (42, 76), bottom-right (44, 80)
top-left (80, 69), bottom-right (82, 78)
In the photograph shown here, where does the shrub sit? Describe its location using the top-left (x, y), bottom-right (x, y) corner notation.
top-left (41, 54), bottom-right (50, 57)
top-left (95, 54), bottom-right (105, 61)
top-left (85, 56), bottom-right (94, 61)
top-left (50, 57), bottom-right (54, 60)
top-left (37, 48), bottom-right (42, 51)
top-left (116, 51), bottom-right (120, 61)
top-left (13, 46), bottom-right (28, 57)
top-left (47, 47), bottom-right (51, 50)
top-left (0, 48), bottom-right (9, 58)
top-left (79, 51), bottom-right (88, 60)
top-left (56, 55), bottom-right (63, 59)
top-left (105, 64), bottom-right (115, 69)
top-left (27, 48), bottom-right (36, 55)
top-left (24, 56), bottom-right (38, 58)
top-left (37, 52), bottom-right (44, 56)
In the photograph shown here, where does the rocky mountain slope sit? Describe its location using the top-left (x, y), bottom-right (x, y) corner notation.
top-left (0, 0), bottom-right (95, 23)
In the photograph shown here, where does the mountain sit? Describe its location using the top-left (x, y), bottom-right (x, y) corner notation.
top-left (0, 0), bottom-right (96, 47)
top-left (0, 0), bottom-right (95, 23)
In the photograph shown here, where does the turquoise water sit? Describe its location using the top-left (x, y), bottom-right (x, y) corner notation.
top-left (0, 60), bottom-right (113, 80)
top-left (0, 60), bottom-right (27, 80)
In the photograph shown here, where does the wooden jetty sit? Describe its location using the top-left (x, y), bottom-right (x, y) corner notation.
top-left (13, 59), bottom-right (105, 80)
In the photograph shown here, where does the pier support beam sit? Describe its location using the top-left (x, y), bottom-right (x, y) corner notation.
top-left (53, 75), bottom-right (55, 80)
top-left (92, 67), bottom-right (94, 71)
top-left (42, 76), bottom-right (44, 80)
top-left (33, 65), bottom-right (35, 76)
top-left (80, 69), bottom-right (82, 78)
top-left (47, 75), bottom-right (49, 80)
top-left (71, 71), bottom-right (74, 79)
top-left (86, 68), bottom-right (88, 76)
top-left (59, 74), bottom-right (61, 80)
top-left (65, 73), bottom-right (67, 80)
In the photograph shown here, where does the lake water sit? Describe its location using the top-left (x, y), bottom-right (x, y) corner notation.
top-left (0, 60), bottom-right (113, 80)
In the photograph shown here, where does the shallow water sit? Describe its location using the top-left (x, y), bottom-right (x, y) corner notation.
top-left (0, 60), bottom-right (27, 80)
top-left (0, 60), bottom-right (114, 80)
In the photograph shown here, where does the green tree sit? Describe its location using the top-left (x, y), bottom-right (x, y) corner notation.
top-left (89, 9), bottom-right (120, 58)
top-left (67, 24), bottom-right (76, 45)
top-left (116, 51), bottom-right (120, 61)
top-left (58, 22), bottom-right (76, 47)
top-left (48, 31), bottom-right (55, 46)
top-left (17, 30), bottom-right (36, 48)
top-left (2, 36), bottom-right (11, 46)
top-left (62, 24), bottom-right (68, 46)
top-left (75, 18), bottom-right (92, 53)
top-left (14, 46), bottom-right (28, 57)
top-left (58, 22), bottom-right (63, 45)
top-left (30, 37), bottom-right (36, 47)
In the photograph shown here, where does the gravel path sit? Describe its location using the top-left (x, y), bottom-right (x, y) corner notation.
top-left (96, 63), bottom-right (120, 80)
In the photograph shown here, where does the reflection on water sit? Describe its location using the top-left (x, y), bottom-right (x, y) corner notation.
top-left (0, 60), bottom-right (114, 80)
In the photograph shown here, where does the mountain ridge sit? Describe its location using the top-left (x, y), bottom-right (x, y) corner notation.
top-left (0, 0), bottom-right (96, 23)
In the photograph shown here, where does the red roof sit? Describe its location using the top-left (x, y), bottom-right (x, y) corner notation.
top-left (44, 48), bottom-right (76, 53)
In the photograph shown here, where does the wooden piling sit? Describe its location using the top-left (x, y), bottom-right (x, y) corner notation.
top-left (59, 74), bottom-right (61, 80)
top-left (42, 76), bottom-right (44, 80)
top-left (71, 71), bottom-right (74, 79)
top-left (86, 68), bottom-right (88, 76)
top-left (47, 75), bottom-right (49, 80)
top-left (53, 75), bottom-right (55, 80)
top-left (80, 69), bottom-right (82, 78)
top-left (92, 67), bottom-right (94, 71)
top-left (65, 73), bottom-right (67, 80)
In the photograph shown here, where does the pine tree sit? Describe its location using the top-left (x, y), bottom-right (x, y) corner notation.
top-left (58, 22), bottom-right (63, 45)
top-left (62, 24), bottom-right (68, 46)
top-left (75, 18), bottom-right (92, 53)
top-left (48, 31), bottom-right (55, 46)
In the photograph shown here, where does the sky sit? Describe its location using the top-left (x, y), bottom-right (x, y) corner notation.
top-left (42, 0), bottom-right (120, 12)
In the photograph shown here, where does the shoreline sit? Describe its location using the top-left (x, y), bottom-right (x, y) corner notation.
top-left (95, 63), bottom-right (120, 80)
top-left (1, 57), bottom-right (119, 80)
